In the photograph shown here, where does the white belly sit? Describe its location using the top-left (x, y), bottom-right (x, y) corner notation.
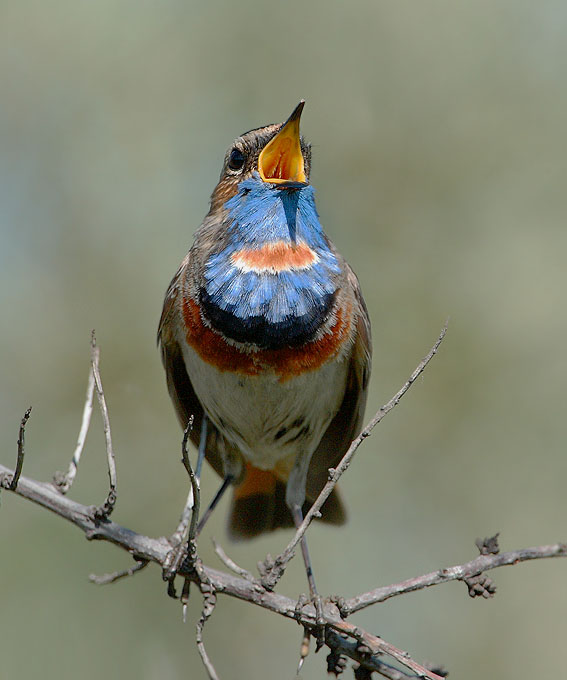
top-left (181, 344), bottom-right (348, 469)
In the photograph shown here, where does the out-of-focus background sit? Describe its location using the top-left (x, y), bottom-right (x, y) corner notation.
top-left (1, 1), bottom-right (566, 678)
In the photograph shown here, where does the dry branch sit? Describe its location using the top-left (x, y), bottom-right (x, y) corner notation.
top-left (342, 542), bottom-right (567, 615)
top-left (53, 364), bottom-right (94, 493)
top-left (90, 332), bottom-right (117, 519)
top-left (9, 406), bottom-right (32, 491)
top-left (2, 462), bottom-right (566, 678)
top-left (0, 461), bottom-right (442, 679)
top-left (3, 325), bottom-right (566, 678)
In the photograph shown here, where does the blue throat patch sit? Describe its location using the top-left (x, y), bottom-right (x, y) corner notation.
top-left (200, 174), bottom-right (341, 350)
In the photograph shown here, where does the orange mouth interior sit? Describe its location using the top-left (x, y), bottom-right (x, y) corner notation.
top-left (258, 103), bottom-right (307, 185)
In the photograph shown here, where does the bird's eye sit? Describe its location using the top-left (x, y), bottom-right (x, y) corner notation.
top-left (228, 147), bottom-right (246, 171)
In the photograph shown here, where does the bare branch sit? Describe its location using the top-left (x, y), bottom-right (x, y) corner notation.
top-left (162, 419), bottom-right (200, 590)
top-left (0, 463), bottom-right (445, 678)
top-left (7, 461), bottom-right (563, 677)
top-left (9, 407), bottom-right (32, 491)
top-left (212, 538), bottom-right (256, 582)
top-left (326, 631), bottom-right (433, 679)
top-left (182, 419), bottom-right (200, 548)
top-left (90, 332), bottom-right (117, 519)
top-left (342, 542), bottom-right (567, 616)
top-left (329, 619), bottom-right (446, 680)
top-left (4, 323), bottom-right (564, 679)
top-left (53, 364), bottom-right (95, 493)
top-left (89, 558), bottom-right (149, 585)
top-left (262, 323), bottom-right (448, 588)
top-left (7, 459), bottom-right (563, 619)
top-left (169, 487), bottom-right (195, 548)
top-left (196, 581), bottom-right (220, 680)
top-left (1, 408), bottom-right (32, 492)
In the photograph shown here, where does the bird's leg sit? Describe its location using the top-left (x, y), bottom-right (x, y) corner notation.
top-left (195, 442), bottom-right (242, 536)
top-left (290, 504), bottom-right (319, 599)
top-left (195, 473), bottom-right (234, 536)
top-left (290, 503), bottom-right (326, 651)
top-left (286, 453), bottom-right (326, 649)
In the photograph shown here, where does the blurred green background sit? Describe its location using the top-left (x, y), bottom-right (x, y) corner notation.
top-left (1, 1), bottom-right (566, 678)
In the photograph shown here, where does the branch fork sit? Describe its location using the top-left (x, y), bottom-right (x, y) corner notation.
top-left (4, 324), bottom-right (566, 679)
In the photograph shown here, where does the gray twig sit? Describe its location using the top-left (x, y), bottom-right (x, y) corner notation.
top-left (168, 417), bottom-right (197, 550)
top-left (1, 407), bottom-right (33, 491)
top-left (9, 407), bottom-right (32, 491)
top-left (54, 364), bottom-right (95, 493)
top-left (162, 418), bottom-right (198, 590)
top-left (212, 538), bottom-right (256, 582)
top-left (326, 631), bottom-right (419, 679)
top-left (196, 582), bottom-right (220, 680)
top-left (342, 542), bottom-right (567, 615)
top-left (5, 323), bottom-right (566, 679)
top-left (169, 486), bottom-right (195, 547)
top-left (3, 462), bottom-right (566, 679)
top-left (263, 323), bottom-right (448, 588)
top-left (329, 619), bottom-right (445, 680)
top-left (181, 419), bottom-right (200, 549)
top-left (89, 558), bottom-right (149, 585)
top-left (90, 332), bottom-right (117, 519)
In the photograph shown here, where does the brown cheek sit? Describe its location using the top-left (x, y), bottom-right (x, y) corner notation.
top-left (209, 177), bottom-right (240, 213)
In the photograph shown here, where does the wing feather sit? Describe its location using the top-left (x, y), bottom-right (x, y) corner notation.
top-left (305, 265), bottom-right (372, 520)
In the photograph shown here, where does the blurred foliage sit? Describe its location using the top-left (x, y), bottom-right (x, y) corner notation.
top-left (1, 1), bottom-right (566, 679)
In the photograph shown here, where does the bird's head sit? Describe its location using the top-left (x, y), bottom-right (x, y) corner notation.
top-left (209, 101), bottom-right (312, 213)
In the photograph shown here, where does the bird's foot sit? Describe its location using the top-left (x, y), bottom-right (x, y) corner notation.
top-left (312, 593), bottom-right (327, 651)
top-left (162, 537), bottom-right (198, 599)
top-left (294, 592), bottom-right (327, 653)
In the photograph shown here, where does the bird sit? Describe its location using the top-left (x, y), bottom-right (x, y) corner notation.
top-left (158, 101), bottom-right (371, 594)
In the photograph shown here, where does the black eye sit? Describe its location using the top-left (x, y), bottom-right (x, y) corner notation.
top-left (228, 147), bottom-right (246, 171)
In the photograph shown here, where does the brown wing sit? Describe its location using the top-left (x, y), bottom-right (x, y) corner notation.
top-left (304, 265), bottom-right (372, 523)
top-left (158, 262), bottom-right (226, 478)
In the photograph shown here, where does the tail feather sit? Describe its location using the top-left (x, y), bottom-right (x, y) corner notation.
top-left (228, 463), bottom-right (346, 540)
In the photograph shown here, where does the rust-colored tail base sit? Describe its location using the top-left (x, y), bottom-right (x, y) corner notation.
top-left (228, 463), bottom-right (345, 540)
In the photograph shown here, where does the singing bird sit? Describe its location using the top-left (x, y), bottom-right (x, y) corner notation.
top-left (158, 102), bottom-right (371, 582)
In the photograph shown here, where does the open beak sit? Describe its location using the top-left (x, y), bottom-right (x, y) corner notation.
top-left (258, 101), bottom-right (307, 186)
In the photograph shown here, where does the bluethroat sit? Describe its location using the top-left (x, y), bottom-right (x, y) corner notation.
top-left (158, 101), bottom-right (371, 595)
